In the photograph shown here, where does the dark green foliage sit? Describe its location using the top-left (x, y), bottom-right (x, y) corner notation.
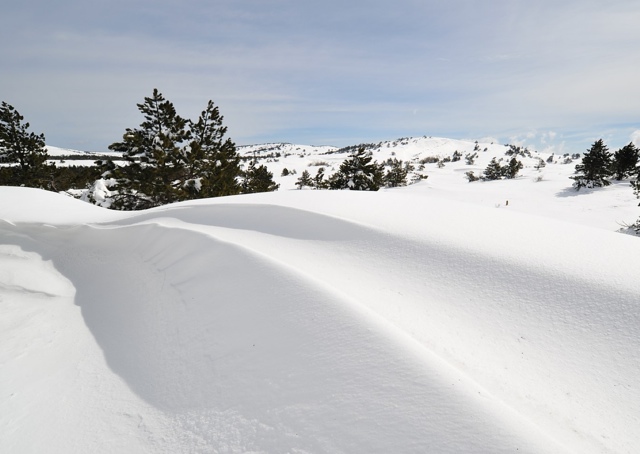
top-left (0, 101), bottom-right (52, 188)
top-left (51, 165), bottom-right (103, 192)
top-left (465, 171), bottom-right (479, 182)
top-left (185, 100), bottom-right (241, 199)
top-left (483, 158), bottom-right (504, 180)
top-left (107, 89), bottom-right (242, 209)
top-left (295, 169), bottom-right (313, 189)
top-left (571, 139), bottom-right (613, 190)
top-left (241, 160), bottom-right (279, 193)
top-left (384, 158), bottom-right (414, 187)
top-left (419, 156), bottom-right (439, 164)
top-left (630, 171), bottom-right (640, 234)
top-left (108, 89), bottom-right (191, 209)
top-left (328, 147), bottom-right (384, 191)
top-left (611, 143), bottom-right (638, 181)
top-left (504, 157), bottom-right (523, 179)
top-left (505, 144), bottom-right (531, 158)
top-left (481, 156), bottom-right (522, 181)
top-left (465, 152), bottom-right (477, 165)
top-left (451, 151), bottom-right (462, 162)
top-left (313, 167), bottom-right (328, 189)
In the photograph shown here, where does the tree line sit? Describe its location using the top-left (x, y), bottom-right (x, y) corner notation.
top-left (0, 91), bottom-right (280, 209)
top-left (293, 148), bottom-right (421, 190)
top-left (2, 93), bottom-right (640, 230)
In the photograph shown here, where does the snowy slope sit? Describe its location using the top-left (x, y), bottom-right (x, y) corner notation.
top-left (248, 136), bottom-right (639, 232)
top-left (1, 178), bottom-right (639, 453)
top-left (45, 145), bottom-right (103, 157)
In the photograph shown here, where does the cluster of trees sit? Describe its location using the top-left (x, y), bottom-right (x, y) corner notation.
top-left (571, 139), bottom-right (639, 189)
top-left (294, 148), bottom-right (420, 190)
top-left (100, 89), bottom-right (277, 210)
top-left (465, 156), bottom-right (524, 182)
top-left (572, 139), bottom-right (640, 233)
top-left (0, 102), bottom-right (102, 191)
top-left (0, 91), bottom-right (280, 210)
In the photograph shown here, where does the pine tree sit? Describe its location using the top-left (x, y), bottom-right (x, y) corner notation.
top-left (295, 169), bottom-right (313, 189)
top-left (241, 160), bottom-right (279, 193)
top-left (106, 90), bottom-right (242, 209)
top-left (0, 101), bottom-right (51, 188)
top-left (465, 152), bottom-right (478, 165)
top-left (185, 100), bottom-right (241, 198)
top-left (504, 157), bottom-right (523, 179)
top-left (384, 158), bottom-right (413, 187)
top-left (108, 89), bottom-right (190, 209)
top-left (571, 139), bottom-right (613, 190)
top-left (630, 172), bottom-right (640, 233)
top-left (611, 142), bottom-right (639, 181)
top-left (483, 157), bottom-right (503, 180)
top-left (313, 167), bottom-right (328, 189)
top-left (329, 147), bottom-right (384, 191)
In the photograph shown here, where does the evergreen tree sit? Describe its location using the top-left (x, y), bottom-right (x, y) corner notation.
top-left (106, 90), bottom-right (242, 209)
top-left (630, 173), bottom-right (640, 233)
top-left (108, 89), bottom-right (190, 209)
top-left (241, 160), bottom-right (279, 193)
top-left (0, 101), bottom-right (51, 188)
top-left (295, 169), bottom-right (313, 189)
top-left (313, 167), bottom-right (328, 189)
top-left (329, 147), bottom-right (384, 191)
top-left (465, 152), bottom-right (478, 165)
top-left (504, 157), bottom-right (523, 179)
top-left (505, 144), bottom-right (531, 158)
top-left (611, 142), bottom-right (639, 181)
top-left (483, 157), bottom-right (503, 180)
top-left (384, 158), bottom-right (413, 187)
top-left (571, 139), bottom-right (613, 189)
top-left (185, 100), bottom-right (241, 198)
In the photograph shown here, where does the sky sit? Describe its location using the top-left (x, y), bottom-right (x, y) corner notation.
top-left (2, 0), bottom-right (640, 153)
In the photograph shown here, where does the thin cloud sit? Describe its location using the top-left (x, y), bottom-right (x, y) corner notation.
top-left (1, 0), bottom-right (639, 151)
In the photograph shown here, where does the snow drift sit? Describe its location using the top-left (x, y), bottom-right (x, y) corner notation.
top-left (1, 185), bottom-right (639, 453)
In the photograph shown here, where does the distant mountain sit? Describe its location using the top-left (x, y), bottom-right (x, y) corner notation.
top-left (45, 146), bottom-right (104, 157)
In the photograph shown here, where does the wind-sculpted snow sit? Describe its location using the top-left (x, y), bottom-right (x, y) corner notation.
top-left (1, 188), bottom-right (639, 453)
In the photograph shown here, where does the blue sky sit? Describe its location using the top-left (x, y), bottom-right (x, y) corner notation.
top-left (2, 0), bottom-right (639, 152)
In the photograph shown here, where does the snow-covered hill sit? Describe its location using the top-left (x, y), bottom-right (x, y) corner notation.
top-left (2, 136), bottom-right (640, 453)
top-left (237, 136), bottom-right (638, 231)
top-left (45, 145), bottom-right (103, 157)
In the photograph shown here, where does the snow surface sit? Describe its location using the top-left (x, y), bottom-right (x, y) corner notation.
top-left (2, 137), bottom-right (640, 453)
top-left (45, 145), bottom-right (102, 157)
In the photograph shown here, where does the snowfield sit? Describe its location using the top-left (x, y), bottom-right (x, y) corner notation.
top-left (2, 137), bottom-right (640, 453)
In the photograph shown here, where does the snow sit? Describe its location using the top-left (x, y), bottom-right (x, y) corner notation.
top-left (2, 137), bottom-right (640, 453)
top-left (45, 145), bottom-right (102, 157)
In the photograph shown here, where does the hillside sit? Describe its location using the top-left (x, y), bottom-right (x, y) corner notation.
top-left (1, 136), bottom-right (640, 453)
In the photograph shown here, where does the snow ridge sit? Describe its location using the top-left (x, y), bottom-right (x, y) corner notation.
top-left (2, 188), bottom-right (640, 453)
